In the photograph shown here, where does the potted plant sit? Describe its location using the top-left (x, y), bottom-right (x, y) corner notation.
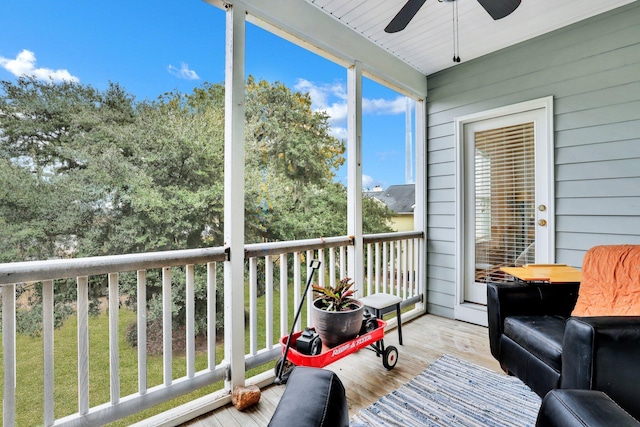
top-left (311, 277), bottom-right (364, 348)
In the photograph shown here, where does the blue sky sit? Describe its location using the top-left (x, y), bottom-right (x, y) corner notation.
top-left (0, 0), bottom-right (414, 188)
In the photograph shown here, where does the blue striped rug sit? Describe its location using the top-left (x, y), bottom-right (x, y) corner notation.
top-left (351, 355), bottom-right (541, 427)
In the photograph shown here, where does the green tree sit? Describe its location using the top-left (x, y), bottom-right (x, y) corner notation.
top-left (0, 76), bottom-right (392, 339)
top-left (78, 89), bottom-right (226, 256)
top-left (0, 77), bottom-right (139, 333)
top-left (0, 77), bottom-right (138, 261)
top-left (244, 77), bottom-right (353, 242)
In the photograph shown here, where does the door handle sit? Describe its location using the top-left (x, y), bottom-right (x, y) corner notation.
top-left (538, 219), bottom-right (547, 226)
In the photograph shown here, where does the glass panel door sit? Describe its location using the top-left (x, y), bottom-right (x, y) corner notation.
top-left (463, 107), bottom-right (551, 305)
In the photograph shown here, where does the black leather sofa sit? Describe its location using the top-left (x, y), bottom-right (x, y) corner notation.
top-left (536, 389), bottom-right (640, 427)
top-left (268, 366), bottom-right (349, 427)
top-left (487, 281), bottom-right (578, 396)
top-left (487, 281), bottom-right (640, 422)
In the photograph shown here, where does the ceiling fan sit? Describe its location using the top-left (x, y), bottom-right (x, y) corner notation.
top-left (384, 0), bottom-right (521, 33)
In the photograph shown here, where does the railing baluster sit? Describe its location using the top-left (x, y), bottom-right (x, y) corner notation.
top-left (109, 273), bottom-right (121, 404)
top-left (339, 246), bottom-right (346, 279)
top-left (375, 242), bottom-right (381, 294)
top-left (43, 280), bottom-right (54, 426)
top-left (207, 262), bottom-right (217, 370)
top-left (318, 249), bottom-right (325, 289)
top-left (186, 265), bottom-right (195, 378)
top-left (408, 239), bottom-right (414, 298)
top-left (249, 257), bottom-right (258, 356)
top-left (404, 239), bottom-right (408, 298)
top-left (137, 270), bottom-right (148, 393)
top-left (329, 247), bottom-right (336, 287)
top-left (162, 267), bottom-right (172, 385)
top-left (293, 252), bottom-right (301, 332)
top-left (383, 241), bottom-right (388, 293)
top-left (396, 240), bottom-right (402, 298)
top-left (306, 250), bottom-right (314, 326)
top-left (2, 284), bottom-right (16, 427)
top-left (398, 239), bottom-right (403, 298)
top-left (317, 249), bottom-right (325, 316)
top-left (366, 243), bottom-right (373, 296)
top-left (389, 241), bottom-right (395, 295)
top-left (416, 238), bottom-right (421, 296)
top-left (417, 237), bottom-right (423, 298)
top-left (265, 255), bottom-right (274, 349)
top-left (77, 276), bottom-right (89, 415)
top-left (396, 240), bottom-right (401, 295)
top-left (413, 238), bottom-right (418, 297)
top-left (279, 254), bottom-right (288, 340)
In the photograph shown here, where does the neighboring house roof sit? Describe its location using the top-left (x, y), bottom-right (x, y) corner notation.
top-left (365, 184), bottom-right (415, 214)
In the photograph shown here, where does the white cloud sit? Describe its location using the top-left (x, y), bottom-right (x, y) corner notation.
top-left (330, 126), bottom-right (347, 140)
top-left (0, 49), bottom-right (79, 83)
top-left (295, 78), bottom-right (346, 109)
top-left (295, 78), bottom-right (347, 123)
top-left (167, 62), bottom-right (200, 80)
top-left (363, 96), bottom-right (409, 115)
top-left (323, 102), bottom-right (348, 125)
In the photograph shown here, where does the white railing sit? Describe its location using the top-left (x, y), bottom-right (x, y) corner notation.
top-left (1, 248), bottom-right (229, 427)
top-left (363, 231), bottom-right (423, 302)
top-left (0, 232), bottom-right (423, 426)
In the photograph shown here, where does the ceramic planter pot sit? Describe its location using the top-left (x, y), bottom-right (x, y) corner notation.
top-left (311, 298), bottom-right (364, 348)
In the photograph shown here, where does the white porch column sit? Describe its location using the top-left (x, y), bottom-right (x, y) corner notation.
top-left (414, 98), bottom-right (427, 312)
top-left (224, 2), bottom-right (246, 390)
top-left (347, 61), bottom-right (364, 290)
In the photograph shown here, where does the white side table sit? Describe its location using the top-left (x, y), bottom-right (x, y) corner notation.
top-left (358, 293), bottom-right (403, 345)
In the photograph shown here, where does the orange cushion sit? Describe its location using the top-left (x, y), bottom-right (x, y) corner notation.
top-left (572, 245), bottom-right (640, 317)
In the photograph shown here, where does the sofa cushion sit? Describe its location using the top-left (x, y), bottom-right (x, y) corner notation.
top-left (504, 315), bottom-right (566, 371)
top-left (572, 245), bottom-right (640, 316)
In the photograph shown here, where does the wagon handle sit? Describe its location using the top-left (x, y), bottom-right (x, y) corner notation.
top-left (275, 259), bottom-right (321, 385)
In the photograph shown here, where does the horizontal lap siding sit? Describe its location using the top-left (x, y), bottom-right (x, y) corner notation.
top-left (425, 2), bottom-right (640, 315)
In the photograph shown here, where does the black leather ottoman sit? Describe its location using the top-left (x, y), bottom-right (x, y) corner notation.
top-left (536, 389), bottom-right (640, 427)
top-left (268, 367), bottom-right (349, 427)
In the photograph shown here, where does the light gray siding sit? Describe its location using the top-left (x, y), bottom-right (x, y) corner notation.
top-left (425, 2), bottom-right (640, 317)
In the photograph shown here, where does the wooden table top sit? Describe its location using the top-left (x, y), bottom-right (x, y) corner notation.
top-left (500, 264), bottom-right (582, 283)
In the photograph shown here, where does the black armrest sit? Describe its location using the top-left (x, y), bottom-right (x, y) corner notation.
top-left (536, 389), bottom-right (640, 427)
top-left (487, 282), bottom-right (579, 360)
top-left (562, 316), bottom-right (640, 421)
top-left (268, 367), bottom-right (349, 427)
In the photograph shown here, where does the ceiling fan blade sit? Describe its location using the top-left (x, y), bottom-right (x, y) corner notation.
top-left (384, 0), bottom-right (427, 33)
top-left (476, 0), bottom-right (521, 20)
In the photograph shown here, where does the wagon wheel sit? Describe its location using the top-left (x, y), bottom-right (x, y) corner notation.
top-left (274, 357), bottom-right (296, 384)
top-left (382, 346), bottom-right (399, 370)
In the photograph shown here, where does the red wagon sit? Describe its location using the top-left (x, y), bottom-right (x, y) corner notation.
top-left (274, 259), bottom-right (399, 384)
top-left (275, 319), bottom-right (398, 383)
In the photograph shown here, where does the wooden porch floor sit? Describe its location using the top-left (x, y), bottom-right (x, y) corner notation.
top-left (184, 314), bottom-right (501, 426)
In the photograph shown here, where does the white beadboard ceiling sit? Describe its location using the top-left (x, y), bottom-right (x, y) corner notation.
top-left (304, 0), bottom-right (637, 76)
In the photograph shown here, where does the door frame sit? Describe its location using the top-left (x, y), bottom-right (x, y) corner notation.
top-left (453, 96), bottom-right (555, 326)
